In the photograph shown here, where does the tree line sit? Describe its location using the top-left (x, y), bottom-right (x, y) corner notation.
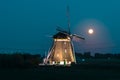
top-left (0, 52), bottom-right (120, 68)
top-left (75, 52), bottom-right (120, 59)
top-left (0, 53), bottom-right (43, 68)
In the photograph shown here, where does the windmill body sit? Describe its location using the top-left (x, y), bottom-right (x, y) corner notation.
top-left (44, 32), bottom-right (76, 65)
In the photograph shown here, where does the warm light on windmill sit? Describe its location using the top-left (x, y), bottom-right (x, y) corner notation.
top-left (88, 29), bottom-right (94, 34)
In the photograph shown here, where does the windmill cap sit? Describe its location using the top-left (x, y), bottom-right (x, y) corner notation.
top-left (53, 32), bottom-right (68, 39)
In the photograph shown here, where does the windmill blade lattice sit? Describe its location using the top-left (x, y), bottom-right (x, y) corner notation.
top-left (72, 34), bottom-right (85, 40)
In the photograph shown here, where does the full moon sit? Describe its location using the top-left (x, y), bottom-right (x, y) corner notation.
top-left (88, 29), bottom-right (94, 34)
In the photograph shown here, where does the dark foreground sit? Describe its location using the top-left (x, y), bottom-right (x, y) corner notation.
top-left (0, 64), bottom-right (120, 80)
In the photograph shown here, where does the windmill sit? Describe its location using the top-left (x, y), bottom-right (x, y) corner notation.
top-left (43, 6), bottom-right (85, 66)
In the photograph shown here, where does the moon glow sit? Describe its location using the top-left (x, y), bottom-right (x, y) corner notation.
top-left (88, 29), bottom-right (94, 34)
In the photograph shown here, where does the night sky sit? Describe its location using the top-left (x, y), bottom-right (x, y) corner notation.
top-left (0, 0), bottom-right (120, 54)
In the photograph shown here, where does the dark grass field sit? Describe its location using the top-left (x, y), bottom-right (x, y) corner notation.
top-left (0, 59), bottom-right (120, 80)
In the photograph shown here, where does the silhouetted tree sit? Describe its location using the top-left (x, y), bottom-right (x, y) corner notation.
top-left (0, 53), bottom-right (42, 68)
top-left (83, 52), bottom-right (91, 58)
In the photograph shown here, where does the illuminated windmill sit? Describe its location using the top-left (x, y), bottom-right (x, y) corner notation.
top-left (43, 6), bottom-right (85, 65)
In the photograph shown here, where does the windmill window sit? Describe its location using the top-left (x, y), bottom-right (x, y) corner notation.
top-left (68, 61), bottom-right (71, 64)
top-left (65, 49), bottom-right (67, 53)
top-left (60, 61), bottom-right (64, 65)
top-left (57, 54), bottom-right (59, 57)
top-left (64, 42), bottom-right (66, 45)
top-left (52, 61), bottom-right (55, 64)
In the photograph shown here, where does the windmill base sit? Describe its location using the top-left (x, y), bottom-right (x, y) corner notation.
top-left (43, 58), bottom-right (76, 66)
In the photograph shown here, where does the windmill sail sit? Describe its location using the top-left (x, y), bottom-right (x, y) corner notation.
top-left (67, 5), bottom-right (70, 34)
